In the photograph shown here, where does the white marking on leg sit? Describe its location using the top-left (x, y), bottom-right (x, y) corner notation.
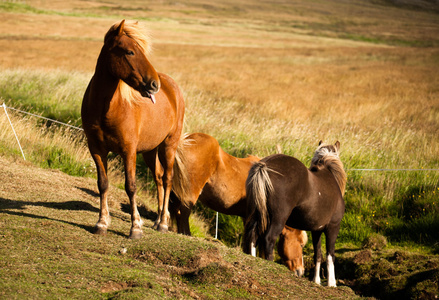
top-left (327, 254), bottom-right (337, 287)
top-left (133, 217), bottom-right (144, 230)
top-left (95, 223), bottom-right (107, 229)
top-left (97, 214), bottom-right (111, 228)
top-left (313, 261), bottom-right (321, 285)
top-left (250, 242), bottom-right (256, 257)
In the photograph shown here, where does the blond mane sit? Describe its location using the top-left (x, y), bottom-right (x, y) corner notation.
top-left (311, 144), bottom-right (346, 196)
top-left (105, 20), bottom-right (153, 105)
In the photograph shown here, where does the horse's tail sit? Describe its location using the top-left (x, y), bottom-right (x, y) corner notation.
top-left (172, 133), bottom-right (194, 208)
top-left (243, 161), bottom-right (274, 254)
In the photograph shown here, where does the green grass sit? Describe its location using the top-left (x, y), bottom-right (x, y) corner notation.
top-left (0, 69), bottom-right (88, 127)
top-left (1, 68), bottom-right (438, 254)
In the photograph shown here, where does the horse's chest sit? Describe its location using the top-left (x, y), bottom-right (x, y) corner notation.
top-left (100, 112), bottom-right (169, 153)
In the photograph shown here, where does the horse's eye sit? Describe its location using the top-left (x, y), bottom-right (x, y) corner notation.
top-left (126, 50), bottom-right (134, 56)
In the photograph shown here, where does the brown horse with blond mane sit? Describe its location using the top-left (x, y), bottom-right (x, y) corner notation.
top-left (169, 132), bottom-right (260, 235)
top-left (81, 20), bottom-right (185, 238)
top-left (243, 141), bottom-right (346, 286)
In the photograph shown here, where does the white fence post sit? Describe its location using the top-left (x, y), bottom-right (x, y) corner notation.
top-left (2, 103), bottom-right (26, 160)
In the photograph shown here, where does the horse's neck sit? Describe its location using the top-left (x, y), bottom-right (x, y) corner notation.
top-left (90, 64), bottom-right (122, 107)
top-left (311, 161), bottom-right (346, 196)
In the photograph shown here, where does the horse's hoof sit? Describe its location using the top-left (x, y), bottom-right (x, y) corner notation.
top-left (129, 229), bottom-right (143, 240)
top-left (93, 225), bottom-right (107, 235)
top-left (157, 224), bottom-right (168, 233)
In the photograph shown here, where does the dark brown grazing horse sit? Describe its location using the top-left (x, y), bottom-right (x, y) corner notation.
top-left (243, 141), bottom-right (346, 287)
top-left (169, 132), bottom-right (260, 235)
top-left (81, 20), bottom-right (185, 238)
top-left (278, 226), bottom-right (308, 277)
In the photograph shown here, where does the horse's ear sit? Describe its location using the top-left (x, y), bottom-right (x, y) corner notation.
top-left (334, 141), bottom-right (340, 151)
top-left (116, 20), bottom-right (125, 36)
top-left (318, 140), bottom-right (323, 146)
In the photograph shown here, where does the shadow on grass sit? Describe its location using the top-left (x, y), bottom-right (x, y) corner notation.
top-left (0, 197), bottom-right (99, 212)
top-left (0, 197), bottom-right (127, 237)
top-left (76, 186), bottom-right (99, 198)
top-left (121, 202), bottom-right (158, 222)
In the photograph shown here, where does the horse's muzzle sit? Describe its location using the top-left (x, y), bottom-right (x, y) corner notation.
top-left (140, 79), bottom-right (160, 100)
top-left (295, 268), bottom-right (305, 277)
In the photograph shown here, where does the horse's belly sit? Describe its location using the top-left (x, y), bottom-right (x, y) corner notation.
top-left (136, 129), bottom-right (170, 152)
top-left (198, 184), bottom-right (246, 217)
top-left (287, 205), bottom-right (333, 231)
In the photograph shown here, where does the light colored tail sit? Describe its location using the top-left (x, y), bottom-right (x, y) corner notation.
top-left (171, 134), bottom-right (194, 208)
top-left (246, 161), bottom-right (274, 235)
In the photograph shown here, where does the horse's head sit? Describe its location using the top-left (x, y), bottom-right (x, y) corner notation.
top-left (310, 140), bottom-right (340, 169)
top-left (280, 227), bottom-right (308, 277)
top-left (103, 20), bottom-right (160, 100)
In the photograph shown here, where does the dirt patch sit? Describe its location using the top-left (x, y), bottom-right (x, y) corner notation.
top-left (335, 249), bottom-right (439, 299)
top-left (353, 250), bottom-right (373, 264)
top-left (100, 281), bottom-right (141, 293)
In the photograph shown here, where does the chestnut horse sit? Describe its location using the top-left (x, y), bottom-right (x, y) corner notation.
top-left (243, 141), bottom-right (346, 287)
top-left (81, 20), bottom-right (184, 238)
top-left (169, 132), bottom-right (259, 235)
top-left (278, 226), bottom-right (308, 277)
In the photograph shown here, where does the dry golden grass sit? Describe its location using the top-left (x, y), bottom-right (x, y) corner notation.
top-left (1, 1), bottom-right (438, 167)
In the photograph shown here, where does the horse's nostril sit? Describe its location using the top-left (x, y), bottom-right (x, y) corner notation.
top-left (151, 80), bottom-right (158, 91)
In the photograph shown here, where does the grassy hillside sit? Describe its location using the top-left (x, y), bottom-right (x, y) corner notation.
top-left (0, 155), bottom-right (361, 299)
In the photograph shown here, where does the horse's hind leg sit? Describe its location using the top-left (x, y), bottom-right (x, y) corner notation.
top-left (178, 204), bottom-right (192, 235)
top-left (91, 150), bottom-right (110, 235)
top-left (142, 150), bottom-right (164, 230)
top-left (262, 222), bottom-right (284, 261)
top-left (124, 151), bottom-right (143, 239)
top-left (156, 144), bottom-right (179, 232)
top-left (311, 231), bottom-right (323, 285)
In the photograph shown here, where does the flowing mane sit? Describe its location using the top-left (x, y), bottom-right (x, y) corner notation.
top-left (310, 144), bottom-right (346, 196)
top-left (105, 20), bottom-right (152, 55)
top-left (105, 20), bottom-right (153, 105)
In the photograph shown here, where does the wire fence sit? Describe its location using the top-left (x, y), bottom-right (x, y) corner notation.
top-left (2, 103), bottom-right (438, 239)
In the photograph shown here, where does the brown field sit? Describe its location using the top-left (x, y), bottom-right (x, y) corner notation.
top-left (2, 1), bottom-right (438, 135)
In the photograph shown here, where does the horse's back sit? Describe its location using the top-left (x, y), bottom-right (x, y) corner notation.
top-left (262, 154), bottom-right (310, 197)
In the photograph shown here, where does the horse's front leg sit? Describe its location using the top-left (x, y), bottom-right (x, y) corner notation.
top-left (325, 224), bottom-right (341, 287)
top-left (124, 152), bottom-right (143, 239)
top-left (311, 231), bottom-right (323, 285)
top-left (91, 151), bottom-right (110, 235)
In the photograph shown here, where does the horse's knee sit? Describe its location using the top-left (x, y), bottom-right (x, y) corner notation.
top-left (97, 177), bottom-right (108, 193)
top-left (125, 180), bottom-right (137, 198)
